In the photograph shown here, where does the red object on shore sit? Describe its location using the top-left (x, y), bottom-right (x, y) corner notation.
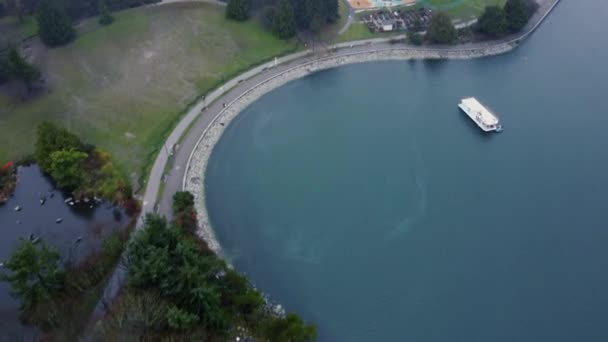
top-left (0, 161), bottom-right (14, 172)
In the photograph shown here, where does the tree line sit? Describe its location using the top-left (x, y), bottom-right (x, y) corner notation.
top-left (34, 122), bottom-right (136, 206)
top-left (1, 189), bottom-right (317, 340)
top-left (226, 0), bottom-right (339, 39)
top-left (478, 0), bottom-right (537, 38)
top-left (410, 0), bottom-right (536, 46)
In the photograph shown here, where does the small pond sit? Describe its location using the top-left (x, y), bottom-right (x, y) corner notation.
top-left (0, 165), bottom-right (132, 338)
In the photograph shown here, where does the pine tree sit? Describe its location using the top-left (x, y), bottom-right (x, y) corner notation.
top-left (504, 0), bottom-right (530, 33)
top-left (98, 0), bottom-right (114, 26)
top-left (321, 0), bottom-right (339, 24)
top-left (0, 239), bottom-right (64, 311)
top-left (35, 0), bottom-right (76, 47)
top-left (273, 0), bottom-right (296, 39)
top-left (479, 6), bottom-right (507, 37)
top-left (7, 48), bottom-right (41, 91)
top-left (225, 0), bottom-right (250, 21)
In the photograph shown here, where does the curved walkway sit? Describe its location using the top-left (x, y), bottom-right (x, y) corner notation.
top-left (338, 0), bottom-right (356, 35)
top-left (90, 0), bottom-right (560, 326)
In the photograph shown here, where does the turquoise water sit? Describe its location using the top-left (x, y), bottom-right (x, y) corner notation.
top-left (206, 1), bottom-right (608, 341)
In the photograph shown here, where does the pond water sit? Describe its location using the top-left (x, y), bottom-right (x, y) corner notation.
top-left (0, 165), bottom-right (131, 338)
top-left (205, 1), bottom-right (608, 341)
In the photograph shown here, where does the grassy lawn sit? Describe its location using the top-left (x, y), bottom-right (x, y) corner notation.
top-left (0, 2), bottom-right (298, 180)
top-left (419, 0), bottom-right (507, 21)
top-left (0, 15), bottom-right (38, 46)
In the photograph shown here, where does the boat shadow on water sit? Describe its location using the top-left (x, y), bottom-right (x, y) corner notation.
top-left (456, 109), bottom-right (500, 140)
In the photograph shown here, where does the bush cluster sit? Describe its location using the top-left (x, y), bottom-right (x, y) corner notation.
top-left (34, 122), bottom-right (133, 204)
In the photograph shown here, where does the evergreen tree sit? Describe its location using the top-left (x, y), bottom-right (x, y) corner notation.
top-left (427, 12), bottom-right (457, 44)
top-left (504, 0), bottom-right (530, 33)
top-left (478, 6), bottom-right (507, 37)
top-left (35, 0), bottom-right (76, 47)
top-left (0, 53), bottom-right (13, 85)
top-left (321, 0), bottom-right (339, 24)
top-left (272, 0), bottom-right (296, 39)
top-left (7, 48), bottom-right (41, 91)
top-left (292, 0), bottom-right (313, 29)
top-left (0, 239), bottom-right (64, 311)
top-left (98, 0), bottom-right (114, 26)
top-left (225, 0), bottom-right (250, 21)
top-left (290, 0), bottom-right (338, 30)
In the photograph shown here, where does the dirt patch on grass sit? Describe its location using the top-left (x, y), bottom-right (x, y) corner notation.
top-left (0, 2), bottom-right (297, 180)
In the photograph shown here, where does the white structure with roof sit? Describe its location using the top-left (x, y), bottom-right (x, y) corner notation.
top-left (458, 97), bottom-right (502, 132)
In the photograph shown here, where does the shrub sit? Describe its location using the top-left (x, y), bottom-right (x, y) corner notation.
top-left (0, 239), bottom-right (65, 312)
top-left (36, 0), bottom-right (76, 47)
top-left (427, 12), bottom-right (457, 44)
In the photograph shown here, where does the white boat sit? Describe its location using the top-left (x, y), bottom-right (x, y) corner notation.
top-left (458, 97), bottom-right (502, 132)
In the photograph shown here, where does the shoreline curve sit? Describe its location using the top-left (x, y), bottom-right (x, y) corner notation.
top-left (184, 44), bottom-right (513, 253)
top-left (183, 0), bottom-right (561, 254)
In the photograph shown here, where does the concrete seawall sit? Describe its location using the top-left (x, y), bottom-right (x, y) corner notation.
top-left (183, 0), bottom-right (561, 254)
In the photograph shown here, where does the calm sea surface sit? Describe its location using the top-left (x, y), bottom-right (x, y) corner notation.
top-left (206, 1), bottom-right (608, 340)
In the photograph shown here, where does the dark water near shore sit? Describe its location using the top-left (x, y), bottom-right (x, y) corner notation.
top-left (0, 165), bottom-right (129, 338)
top-left (206, 1), bottom-right (608, 341)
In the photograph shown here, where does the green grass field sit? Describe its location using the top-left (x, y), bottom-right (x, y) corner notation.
top-left (420, 0), bottom-right (506, 20)
top-left (0, 2), bottom-right (297, 180)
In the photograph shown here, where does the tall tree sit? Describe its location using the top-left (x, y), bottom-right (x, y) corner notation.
top-left (504, 0), bottom-right (530, 33)
top-left (272, 0), bottom-right (296, 39)
top-left (98, 0), bottom-right (114, 26)
top-left (7, 48), bottom-right (41, 91)
top-left (0, 239), bottom-right (64, 311)
top-left (0, 52), bottom-right (13, 85)
top-left (48, 148), bottom-right (88, 189)
top-left (478, 5), bottom-right (507, 37)
top-left (35, 0), bottom-right (76, 47)
top-left (35, 122), bottom-right (82, 172)
top-left (225, 0), bottom-right (250, 21)
top-left (320, 0), bottom-right (339, 24)
top-left (427, 12), bottom-right (457, 44)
